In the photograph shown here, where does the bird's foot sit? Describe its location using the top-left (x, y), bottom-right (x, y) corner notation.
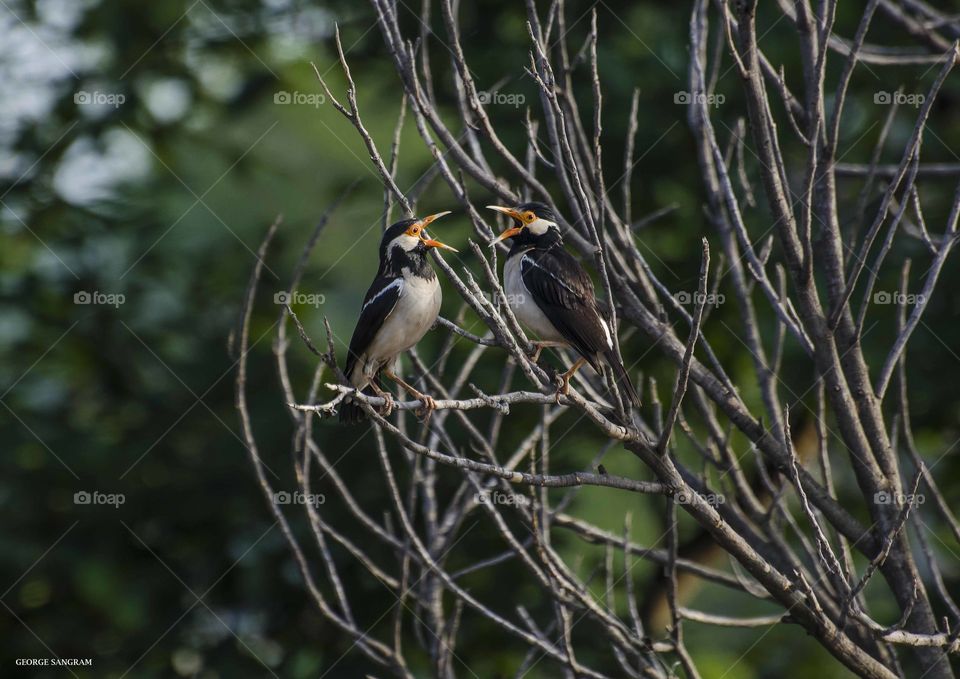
top-left (384, 370), bottom-right (435, 423)
top-left (368, 382), bottom-right (395, 417)
top-left (553, 357), bottom-right (586, 404)
top-left (415, 395), bottom-right (436, 422)
top-left (554, 373), bottom-right (571, 404)
top-left (379, 392), bottom-right (394, 417)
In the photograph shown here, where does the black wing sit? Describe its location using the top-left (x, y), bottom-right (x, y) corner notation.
top-left (520, 246), bottom-right (611, 370)
top-left (344, 275), bottom-right (404, 384)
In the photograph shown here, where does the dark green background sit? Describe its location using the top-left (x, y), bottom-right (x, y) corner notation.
top-left (3, 0), bottom-right (959, 676)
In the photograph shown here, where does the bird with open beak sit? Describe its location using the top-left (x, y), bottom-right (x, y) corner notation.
top-left (340, 212), bottom-right (457, 423)
top-left (487, 202), bottom-right (641, 409)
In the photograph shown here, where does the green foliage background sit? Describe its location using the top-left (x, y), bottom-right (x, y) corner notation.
top-left (2, 0), bottom-right (959, 676)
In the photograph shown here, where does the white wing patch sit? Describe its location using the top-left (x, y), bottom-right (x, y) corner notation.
top-left (361, 278), bottom-right (403, 313)
top-left (598, 316), bottom-right (613, 349)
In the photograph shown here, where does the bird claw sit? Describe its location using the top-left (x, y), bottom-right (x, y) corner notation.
top-left (415, 395), bottom-right (436, 422)
top-left (552, 358), bottom-right (585, 405)
top-left (554, 374), bottom-right (571, 404)
top-left (379, 393), bottom-right (395, 417)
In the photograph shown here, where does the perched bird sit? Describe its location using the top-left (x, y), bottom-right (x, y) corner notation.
top-left (487, 202), bottom-right (641, 408)
top-left (339, 212), bottom-right (456, 424)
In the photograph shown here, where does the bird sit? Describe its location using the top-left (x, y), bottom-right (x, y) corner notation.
top-left (486, 201), bottom-right (641, 409)
top-left (339, 212), bottom-right (456, 424)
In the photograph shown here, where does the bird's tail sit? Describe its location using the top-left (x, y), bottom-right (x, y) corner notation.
top-left (339, 384), bottom-right (376, 424)
top-left (604, 351), bottom-right (641, 409)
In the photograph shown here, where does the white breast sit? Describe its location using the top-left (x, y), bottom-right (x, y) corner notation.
top-left (362, 274), bottom-right (441, 377)
top-left (503, 253), bottom-right (565, 343)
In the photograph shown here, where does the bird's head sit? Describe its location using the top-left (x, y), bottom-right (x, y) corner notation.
top-left (486, 201), bottom-right (561, 248)
top-left (380, 212), bottom-right (457, 263)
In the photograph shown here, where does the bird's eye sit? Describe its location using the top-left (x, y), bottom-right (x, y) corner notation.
top-left (410, 226), bottom-right (421, 236)
top-left (523, 212), bottom-right (536, 223)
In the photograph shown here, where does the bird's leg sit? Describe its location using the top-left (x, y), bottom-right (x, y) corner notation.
top-left (530, 342), bottom-right (545, 363)
top-left (384, 370), bottom-right (436, 420)
top-left (528, 341), bottom-right (563, 364)
top-left (555, 357), bottom-right (588, 403)
top-left (367, 379), bottom-right (394, 417)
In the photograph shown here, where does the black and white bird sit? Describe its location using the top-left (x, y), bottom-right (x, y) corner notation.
top-left (339, 212), bottom-right (456, 424)
top-left (487, 202), bottom-right (641, 408)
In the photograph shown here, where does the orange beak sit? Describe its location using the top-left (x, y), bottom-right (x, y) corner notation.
top-left (486, 205), bottom-right (523, 246)
top-left (416, 212), bottom-right (458, 252)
